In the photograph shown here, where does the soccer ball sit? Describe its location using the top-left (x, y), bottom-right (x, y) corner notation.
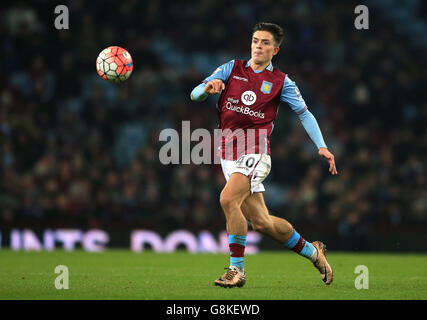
top-left (96, 46), bottom-right (133, 83)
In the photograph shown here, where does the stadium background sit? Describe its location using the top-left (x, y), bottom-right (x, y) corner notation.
top-left (1, 0), bottom-right (426, 252)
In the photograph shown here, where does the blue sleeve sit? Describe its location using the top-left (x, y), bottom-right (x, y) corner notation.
top-left (190, 60), bottom-right (235, 102)
top-left (281, 75), bottom-right (326, 149)
top-left (298, 109), bottom-right (327, 149)
top-left (281, 75), bottom-right (308, 114)
top-left (190, 83), bottom-right (208, 102)
top-left (203, 60), bottom-right (235, 83)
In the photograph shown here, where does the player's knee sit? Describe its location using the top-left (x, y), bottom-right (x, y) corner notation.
top-left (219, 192), bottom-right (239, 213)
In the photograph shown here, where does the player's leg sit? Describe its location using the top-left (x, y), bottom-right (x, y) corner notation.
top-left (241, 192), bottom-right (333, 285)
top-left (215, 153), bottom-right (272, 287)
top-left (215, 172), bottom-right (250, 288)
top-left (241, 192), bottom-right (293, 242)
top-left (241, 193), bottom-right (317, 259)
top-left (220, 172), bottom-right (250, 236)
top-left (217, 154), bottom-right (264, 275)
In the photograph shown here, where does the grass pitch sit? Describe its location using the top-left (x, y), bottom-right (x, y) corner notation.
top-left (0, 250), bottom-right (426, 300)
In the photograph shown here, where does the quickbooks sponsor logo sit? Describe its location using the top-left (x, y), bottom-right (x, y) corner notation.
top-left (226, 102), bottom-right (265, 119)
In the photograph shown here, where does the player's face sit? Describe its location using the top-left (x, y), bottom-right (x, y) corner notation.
top-left (251, 31), bottom-right (280, 65)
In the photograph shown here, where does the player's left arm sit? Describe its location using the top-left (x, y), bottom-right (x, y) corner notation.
top-left (281, 75), bottom-right (338, 175)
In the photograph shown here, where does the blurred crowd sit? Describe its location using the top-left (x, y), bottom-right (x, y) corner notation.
top-left (1, 0), bottom-right (426, 240)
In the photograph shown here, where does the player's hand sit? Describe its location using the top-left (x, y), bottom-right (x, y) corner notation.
top-left (318, 147), bottom-right (338, 175)
top-left (204, 79), bottom-right (225, 95)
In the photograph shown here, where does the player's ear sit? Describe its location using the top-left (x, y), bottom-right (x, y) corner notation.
top-left (273, 46), bottom-right (280, 56)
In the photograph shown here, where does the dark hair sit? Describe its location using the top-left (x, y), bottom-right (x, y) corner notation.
top-left (253, 22), bottom-right (284, 47)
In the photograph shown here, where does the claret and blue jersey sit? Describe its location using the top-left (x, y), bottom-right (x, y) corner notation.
top-left (203, 59), bottom-right (308, 115)
top-left (190, 59), bottom-right (327, 160)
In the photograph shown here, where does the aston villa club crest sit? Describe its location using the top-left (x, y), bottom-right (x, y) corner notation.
top-left (261, 80), bottom-right (273, 94)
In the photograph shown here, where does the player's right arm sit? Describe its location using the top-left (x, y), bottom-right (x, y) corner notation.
top-left (190, 60), bottom-right (234, 102)
top-left (204, 79), bottom-right (225, 95)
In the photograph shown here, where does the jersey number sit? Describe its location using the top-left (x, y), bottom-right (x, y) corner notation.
top-left (245, 157), bottom-right (255, 168)
top-left (236, 155), bottom-right (255, 168)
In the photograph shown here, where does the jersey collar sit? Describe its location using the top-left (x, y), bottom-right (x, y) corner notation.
top-left (246, 59), bottom-right (274, 72)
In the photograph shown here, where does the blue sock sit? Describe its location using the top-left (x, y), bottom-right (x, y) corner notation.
top-left (284, 230), bottom-right (317, 262)
top-left (228, 234), bottom-right (246, 270)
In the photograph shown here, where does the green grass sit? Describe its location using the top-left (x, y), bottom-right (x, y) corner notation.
top-left (0, 250), bottom-right (426, 300)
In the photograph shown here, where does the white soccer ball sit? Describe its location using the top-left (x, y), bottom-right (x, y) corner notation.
top-left (96, 46), bottom-right (133, 83)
